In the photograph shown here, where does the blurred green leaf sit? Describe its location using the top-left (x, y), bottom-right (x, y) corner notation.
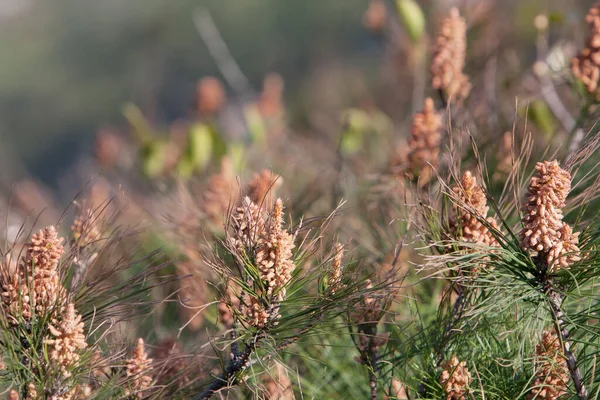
top-left (395, 0), bottom-right (425, 43)
top-left (526, 100), bottom-right (556, 137)
top-left (229, 141), bottom-right (246, 174)
top-left (548, 12), bottom-right (565, 24)
top-left (141, 140), bottom-right (167, 178)
top-left (340, 127), bottom-right (364, 156)
top-left (177, 123), bottom-right (214, 178)
top-left (245, 105), bottom-right (267, 144)
top-left (123, 103), bottom-right (154, 145)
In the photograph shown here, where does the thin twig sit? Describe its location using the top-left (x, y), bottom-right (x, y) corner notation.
top-left (192, 9), bottom-right (253, 99)
top-left (367, 325), bottom-right (379, 400)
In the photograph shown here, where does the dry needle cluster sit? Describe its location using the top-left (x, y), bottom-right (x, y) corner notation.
top-left (431, 8), bottom-right (471, 101)
top-left (328, 242), bottom-right (344, 295)
top-left (71, 206), bottom-right (101, 248)
top-left (572, 2), bottom-right (600, 98)
top-left (520, 160), bottom-right (581, 271)
top-left (202, 157), bottom-right (236, 225)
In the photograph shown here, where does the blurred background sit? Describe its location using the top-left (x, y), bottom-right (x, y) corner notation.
top-left (0, 0), bottom-right (373, 187)
top-left (0, 0), bottom-right (593, 197)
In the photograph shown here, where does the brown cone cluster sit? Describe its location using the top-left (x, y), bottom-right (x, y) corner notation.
top-left (494, 132), bottom-right (513, 181)
top-left (125, 338), bottom-right (153, 399)
top-left (229, 197), bottom-right (296, 328)
top-left (439, 355), bottom-right (471, 400)
top-left (54, 383), bottom-right (92, 400)
top-left (246, 170), bottom-right (283, 209)
top-left (363, 0), bottom-right (387, 33)
top-left (26, 384), bottom-right (37, 400)
top-left (406, 98), bottom-right (443, 184)
top-left (257, 73), bottom-right (285, 119)
top-left (431, 8), bottom-right (471, 102)
top-left (196, 76), bottom-right (226, 116)
top-left (572, 3), bottom-right (600, 98)
top-left (449, 171), bottom-right (499, 247)
top-left (520, 160), bottom-right (581, 271)
top-left (44, 303), bottom-right (88, 378)
top-left (527, 329), bottom-right (569, 400)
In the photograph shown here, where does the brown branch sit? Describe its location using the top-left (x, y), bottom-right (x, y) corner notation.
top-left (194, 331), bottom-right (264, 400)
top-left (547, 288), bottom-right (588, 400)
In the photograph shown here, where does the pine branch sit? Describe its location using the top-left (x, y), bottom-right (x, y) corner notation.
top-left (418, 283), bottom-right (468, 398)
top-left (194, 331), bottom-right (265, 400)
top-left (367, 325), bottom-right (379, 400)
top-left (547, 287), bottom-right (588, 400)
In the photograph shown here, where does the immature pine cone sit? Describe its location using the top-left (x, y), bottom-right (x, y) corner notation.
top-left (406, 98), bottom-right (442, 184)
top-left (229, 197), bottom-right (296, 328)
top-left (126, 338), bottom-right (153, 399)
top-left (54, 384), bottom-right (92, 400)
top-left (72, 207), bottom-right (101, 248)
top-left (2, 226), bottom-right (65, 321)
top-left (26, 384), bottom-right (37, 400)
top-left (431, 8), bottom-right (471, 102)
top-left (520, 160), bottom-right (580, 271)
top-left (527, 329), bottom-right (569, 400)
top-left (254, 199), bottom-right (295, 298)
top-left (440, 355), bottom-right (471, 400)
top-left (450, 171), bottom-right (499, 247)
top-left (26, 226), bottom-right (64, 315)
top-left (572, 3), bottom-right (600, 98)
top-left (229, 196), bottom-right (265, 254)
top-left (44, 303), bottom-right (88, 378)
